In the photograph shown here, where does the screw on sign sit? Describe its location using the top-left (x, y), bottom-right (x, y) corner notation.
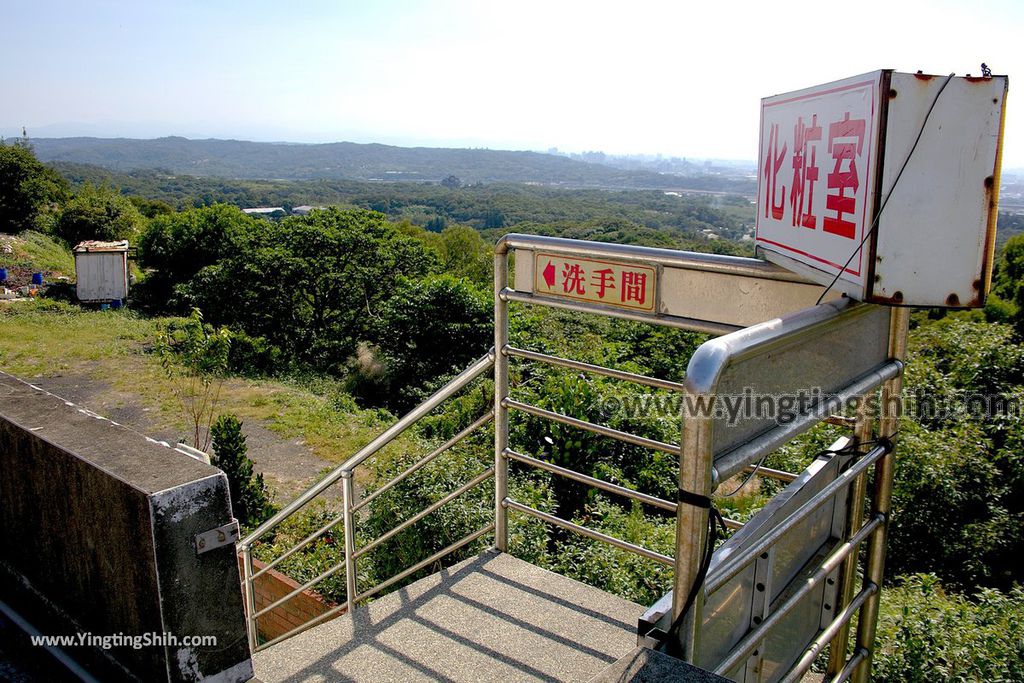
top-left (534, 253), bottom-right (656, 312)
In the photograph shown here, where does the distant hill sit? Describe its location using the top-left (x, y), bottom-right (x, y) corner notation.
top-left (28, 136), bottom-right (757, 194)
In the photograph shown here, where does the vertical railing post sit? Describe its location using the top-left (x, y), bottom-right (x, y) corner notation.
top-left (239, 544), bottom-right (258, 653)
top-left (826, 398), bottom-right (875, 675)
top-left (672, 400), bottom-right (714, 660)
top-left (851, 306), bottom-right (909, 683)
top-left (494, 245), bottom-right (510, 551)
top-left (342, 472), bottom-right (358, 612)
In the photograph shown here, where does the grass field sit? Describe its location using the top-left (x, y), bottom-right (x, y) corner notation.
top-left (0, 299), bottom-right (419, 488)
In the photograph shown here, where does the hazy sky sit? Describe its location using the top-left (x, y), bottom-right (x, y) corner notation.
top-left (3, 0), bottom-right (1023, 167)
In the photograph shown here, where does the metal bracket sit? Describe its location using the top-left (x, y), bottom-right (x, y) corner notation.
top-left (195, 520), bottom-right (239, 555)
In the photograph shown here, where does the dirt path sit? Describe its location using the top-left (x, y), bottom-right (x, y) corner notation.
top-left (27, 373), bottom-right (340, 505)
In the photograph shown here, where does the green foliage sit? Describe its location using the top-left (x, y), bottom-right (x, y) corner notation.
top-left (992, 234), bottom-right (1024, 334)
top-left (156, 309), bottom-right (232, 449)
top-left (211, 414), bottom-right (275, 527)
top-left (873, 574), bottom-right (1024, 682)
top-left (136, 204), bottom-right (257, 311)
top-left (54, 183), bottom-right (144, 246)
top-left (180, 208), bottom-right (434, 372)
top-left (361, 275), bottom-right (492, 410)
top-left (0, 140), bottom-right (68, 233)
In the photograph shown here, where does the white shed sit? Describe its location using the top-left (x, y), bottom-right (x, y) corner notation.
top-left (73, 240), bottom-right (130, 303)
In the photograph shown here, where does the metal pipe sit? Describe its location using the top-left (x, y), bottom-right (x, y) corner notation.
top-left (240, 350), bottom-right (495, 547)
top-left (342, 474), bottom-right (357, 614)
top-left (721, 517), bottom-right (744, 531)
top-left (504, 398), bottom-right (679, 454)
top-left (505, 345), bottom-right (688, 392)
top-left (712, 361), bottom-right (902, 483)
top-left (255, 601), bottom-right (349, 652)
top-left (783, 583), bottom-right (878, 683)
top-left (495, 250), bottom-right (510, 552)
top-left (252, 512), bottom-right (344, 580)
top-left (504, 497), bottom-right (674, 566)
top-left (707, 449), bottom-right (888, 595)
top-left (240, 545), bottom-right (258, 652)
top-left (504, 448), bottom-right (676, 512)
top-left (353, 410), bottom-right (494, 513)
top-left (354, 468), bottom-right (495, 560)
top-left (713, 515), bottom-right (884, 675)
top-left (495, 233), bottom-right (818, 283)
top-left (353, 523), bottom-right (495, 605)
top-left (673, 392), bottom-right (714, 661)
top-left (740, 464), bottom-right (798, 484)
top-left (827, 399), bottom-right (875, 676)
top-left (253, 557), bottom-right (345, 620)
top-left (851, 307), bottom-right (909, 683)
top-left (502, 289), bottom-right (740, 336)
top-left (832, 648), bottom-right (869, 683)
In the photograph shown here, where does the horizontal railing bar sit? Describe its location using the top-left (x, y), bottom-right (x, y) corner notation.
top-left (740, 464), bottom-right (799, 484)
top-left (497, 233), bottom-right (818, 283)
top-left (708, 449), bottom-right (886, 594)
top-left (253, 558), bottom-right (345, 619)
top-left (502, 289), bottom-right (739, 336)
top-left (254, 601), bottom-right (349, 652)
top-left (353, 523), bottom-right (495, 605)
top-left (780, 583), bottom-right (878, 683)
top-left (713, 514), bottom-right (884, 675)
top-left (354, 468), bottom-right (495, 560)
top-left (707, 447), bottom-right (888, 595)
top-left (503, 497), bottom-right (674, 566)
top-left (722, 518), bottom-right (744, 530)
top-left (503, 448), bottom-right (676, 512)
top-left (240, 349), bottom-right (495, 546)
top-left (353, 410), bottom-right (495, 513)
top-left (504, 345), bottom-right (688, 392)
top-left (252, 512), bottom-right (345, 580)
top-left (830, 648), bottom-right (868, 683)
top-left (504, 398), bottom-right (679, 455)
top-left (712, 361), bottom-right (902, 484)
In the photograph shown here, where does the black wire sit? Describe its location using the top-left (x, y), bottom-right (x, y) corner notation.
top-left (816, 73), bottom-right (956, 306)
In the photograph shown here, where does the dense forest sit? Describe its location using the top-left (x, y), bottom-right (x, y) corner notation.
top-left (4, 136), bottom-right (1024, 680)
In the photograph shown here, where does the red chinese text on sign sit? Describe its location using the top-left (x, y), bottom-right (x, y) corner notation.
top-left (533, 253), bottom-right (657, 312)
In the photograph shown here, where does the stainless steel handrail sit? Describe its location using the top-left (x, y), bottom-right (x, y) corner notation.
top-left (239, 350), bottom-right (495, 547)
top-left (353, 468), bottom-right (495, 560)
top-left (503, 398), bottom-right (679, 455)
top-left (504, 345), bottom-right (688, 393)
top-left (503, 497), bottom-right (674, 566)
top-left (707, 445), bottom-right (889, 595)
top-left (713, 514), bottom-right (884, 675)
top-left (353, 410), bottom-right (494, 513)
top-left (503, 448), bottom-right (676, 512)
top-left (353, 523), bottom-right (495, 604)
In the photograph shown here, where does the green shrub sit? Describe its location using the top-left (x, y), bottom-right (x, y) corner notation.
top-left (873, 574), bottom-right (1024, 682)
top-left (211, 414), bottom-right (275, 528)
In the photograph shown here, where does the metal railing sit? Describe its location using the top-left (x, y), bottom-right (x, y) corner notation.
top-left (236, 233), bottom-right (906, 683)
top-left (238, 350), bottom-right (497, 651)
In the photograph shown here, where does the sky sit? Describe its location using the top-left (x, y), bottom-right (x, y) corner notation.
top-left (2, 0), bottom-right (1023, 167)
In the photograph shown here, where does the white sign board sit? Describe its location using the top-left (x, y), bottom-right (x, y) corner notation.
top-left (755, 70), bottom-right (1008, 308)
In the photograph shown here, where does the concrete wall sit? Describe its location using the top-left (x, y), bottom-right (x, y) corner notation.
top-left (0, 372), bottom-right (252, 682)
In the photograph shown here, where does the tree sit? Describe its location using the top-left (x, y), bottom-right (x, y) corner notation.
top-left (365, 274), bottom-right (492, 410)
top-left (211, 414), bottom-right (274, 527)
top-left (136, 204), bottom-right (257, 312)
top-left (0, 139), bottom-right (68, 233)
top-left (156, 309), bottom-right (232, 450)
top-left (55, 184), bottom-right (144, 246)
top-left (181, 208), bottom-right (435, 371)
top-left (440, 175), bottom-right (462, 189)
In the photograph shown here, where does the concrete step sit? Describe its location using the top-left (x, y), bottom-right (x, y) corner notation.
top-left (253, 549), bottom-right (644, 682)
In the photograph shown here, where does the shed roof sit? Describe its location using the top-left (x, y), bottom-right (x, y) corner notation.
top-left (73, 240), bottom-right (130, 254)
